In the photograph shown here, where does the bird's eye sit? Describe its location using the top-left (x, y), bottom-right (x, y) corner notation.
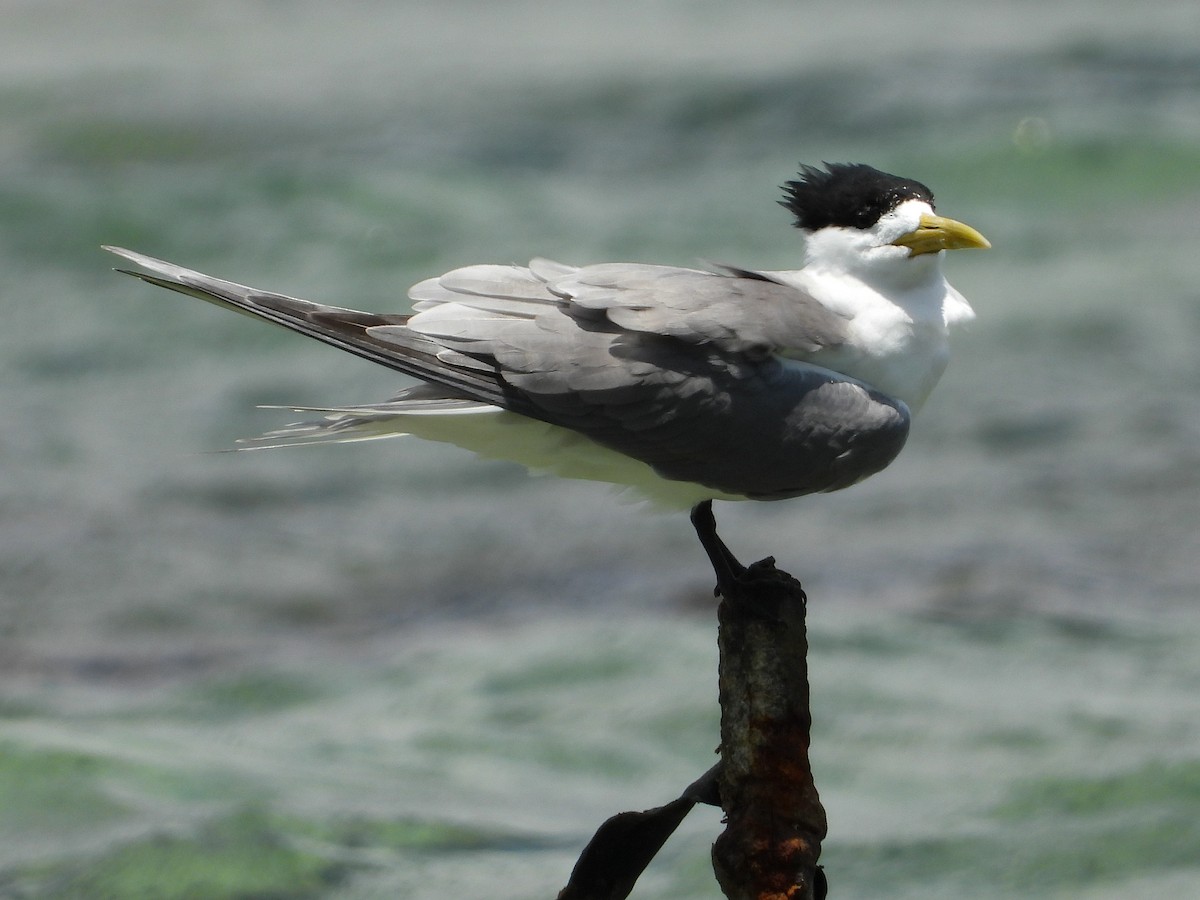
top-left (855, 208), bottom-right (878, 229)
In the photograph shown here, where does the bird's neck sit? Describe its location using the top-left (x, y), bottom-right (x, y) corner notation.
top-left (784, 254), bottom-right (973, 412)
top-left (804, 251), bottom-right (953, 325)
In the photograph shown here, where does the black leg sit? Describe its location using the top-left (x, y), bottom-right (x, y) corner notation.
top-left (689, 501), bottom-right (799, 606)
top-left (689, 500), bottom-right (746, 597)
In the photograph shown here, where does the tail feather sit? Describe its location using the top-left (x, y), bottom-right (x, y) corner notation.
top-left (237, 386), bottom-right (500, 450)
top-left (103, 247), bottom-right (513, 408)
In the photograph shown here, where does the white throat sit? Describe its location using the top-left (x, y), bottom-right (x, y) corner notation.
top-left (773, 200), bottom-right (976, 411)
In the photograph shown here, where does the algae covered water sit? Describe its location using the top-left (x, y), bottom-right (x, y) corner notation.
top-left (2, 1), bottom-right (1199, 897)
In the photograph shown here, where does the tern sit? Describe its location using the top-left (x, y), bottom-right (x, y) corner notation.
top-left (106, 163), bottom-right (987, 587)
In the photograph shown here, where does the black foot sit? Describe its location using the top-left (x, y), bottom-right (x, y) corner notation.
top-left (690, 501), bottom-right (799, 602)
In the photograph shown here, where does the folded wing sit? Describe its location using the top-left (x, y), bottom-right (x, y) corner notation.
top-left (106, 248), bottom-right (905, 500)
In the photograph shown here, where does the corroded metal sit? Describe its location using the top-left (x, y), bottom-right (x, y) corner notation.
top-left (711, 555), bottom-right (827, 900)
top-left (558, 502), bottom-right (827, 899)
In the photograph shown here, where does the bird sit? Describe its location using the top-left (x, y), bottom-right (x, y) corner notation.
top-left (105, 162), bottom-right (987, 587)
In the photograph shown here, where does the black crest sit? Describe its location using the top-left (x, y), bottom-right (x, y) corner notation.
top-left (780, 163), bottom-right (935, 232)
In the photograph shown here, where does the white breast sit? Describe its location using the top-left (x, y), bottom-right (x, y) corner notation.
top-left (774, 264), bottom-right (972, 412)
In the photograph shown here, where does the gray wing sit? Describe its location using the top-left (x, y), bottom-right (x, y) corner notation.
top-left (108, 248), bottom-right (902, 498)
top-left (410, 258), bottom-right (849, 356)
top-left (501, 326), bottom-right (909, 499)
top-left (552, 261), bottom-right (848, 355)
top-left (403, 261), bottom-right (900, 499)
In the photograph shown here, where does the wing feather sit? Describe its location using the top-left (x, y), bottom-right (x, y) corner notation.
top-left (547, 263), bottom-right (848, 354)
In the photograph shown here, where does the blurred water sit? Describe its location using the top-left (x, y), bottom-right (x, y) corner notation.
top-left (2, 1), bottom-right (1200, 897)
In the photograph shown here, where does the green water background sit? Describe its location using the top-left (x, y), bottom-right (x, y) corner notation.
top-left (1, 1), bottom-right (1199, 896)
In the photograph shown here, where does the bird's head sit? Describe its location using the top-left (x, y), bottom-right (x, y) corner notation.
top-left (780, 163), bottom-right (989, 277)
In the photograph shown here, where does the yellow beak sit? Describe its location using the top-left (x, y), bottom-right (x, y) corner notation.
top-left (892, 214), bottom-right (991, 256)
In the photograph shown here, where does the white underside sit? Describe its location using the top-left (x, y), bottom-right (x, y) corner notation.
top-left (255, 403), bottom-right (744, 509)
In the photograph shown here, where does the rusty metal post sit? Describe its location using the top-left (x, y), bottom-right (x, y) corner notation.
top-left (710, 556), bottom-right (827, 900)
top-left (557, 502), bottom-right (828, 899)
